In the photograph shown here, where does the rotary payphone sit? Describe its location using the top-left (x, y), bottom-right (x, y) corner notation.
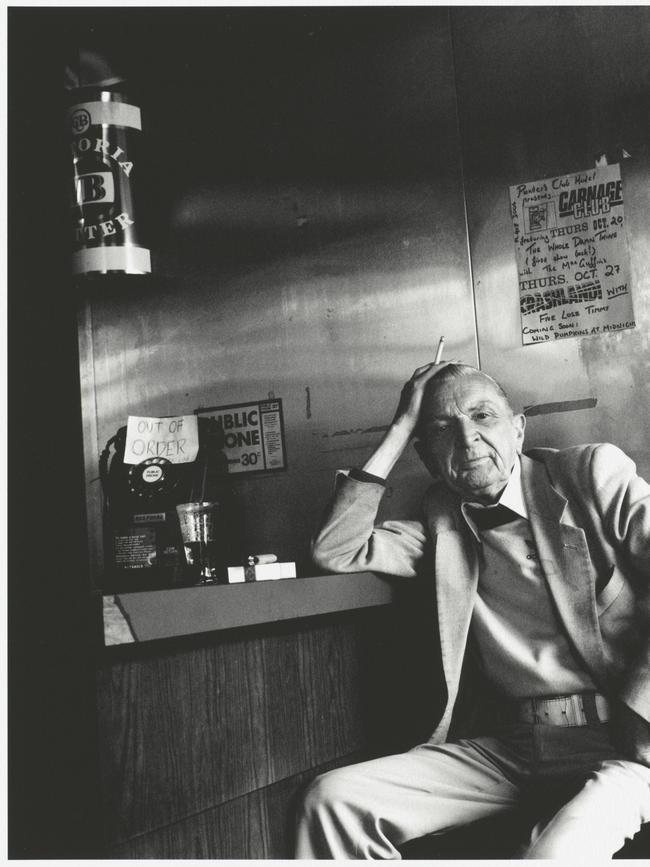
top-left (99, 416), bottom-right (241, 593)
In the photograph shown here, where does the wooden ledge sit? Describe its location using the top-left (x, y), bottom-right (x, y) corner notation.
top-left (103, 572), bottom-right (395, 646)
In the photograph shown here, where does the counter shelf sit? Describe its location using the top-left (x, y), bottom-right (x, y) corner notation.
top-left (102, 572), bottom-right (395, 645)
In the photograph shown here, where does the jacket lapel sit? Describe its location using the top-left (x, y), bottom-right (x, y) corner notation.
top-left (434, 525), bottom-right (479, 707)
top-left (520, 454), bottom-right (608, 684)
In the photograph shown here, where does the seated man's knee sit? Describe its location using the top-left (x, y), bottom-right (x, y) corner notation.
top-left (296, 766), bottom-right (373, 858)
top-left (302, 767), bottom-right (355, 816)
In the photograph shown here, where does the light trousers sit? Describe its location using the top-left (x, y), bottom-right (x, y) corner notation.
top-left (295, 722), bottom-right (650, 859)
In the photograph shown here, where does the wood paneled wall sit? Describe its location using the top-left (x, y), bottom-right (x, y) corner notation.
top-left (96, 605), bottom-right (433, 858)
top-left (108, 761), bottom-right (356, 859)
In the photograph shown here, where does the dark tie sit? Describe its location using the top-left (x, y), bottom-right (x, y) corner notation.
top-left (465, 503), bottom-right (520, 531)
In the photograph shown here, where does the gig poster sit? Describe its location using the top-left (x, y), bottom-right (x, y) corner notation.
top-left (509, 165), bottom-right (634, 345)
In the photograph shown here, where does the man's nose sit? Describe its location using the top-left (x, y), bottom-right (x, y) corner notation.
top-left (455, 418), bottom-right (480, 446)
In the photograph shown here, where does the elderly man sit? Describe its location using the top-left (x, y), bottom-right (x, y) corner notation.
top-left (295, 360), bottom-right (650, 859)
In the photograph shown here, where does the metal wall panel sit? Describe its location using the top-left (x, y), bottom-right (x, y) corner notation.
top-left (79, 9), bottom-right (476, 581)
top-left (452, 7), bottom-right (650, 475)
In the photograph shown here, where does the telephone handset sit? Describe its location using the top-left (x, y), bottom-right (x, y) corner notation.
top-left (99, 417), bottom-right (236, 593)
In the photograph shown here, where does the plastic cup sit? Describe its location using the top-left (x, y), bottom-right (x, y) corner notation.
top-left (175, 502), bottom-right (222, 584)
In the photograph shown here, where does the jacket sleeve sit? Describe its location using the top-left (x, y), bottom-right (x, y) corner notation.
top-left (590, 443), bottom-right (650, 570)
top-left (311, 472), bottom-right (428, 577)
top-left (588, 443), bottom-right (650, 721)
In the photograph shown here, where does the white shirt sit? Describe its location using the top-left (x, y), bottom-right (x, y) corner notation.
top-left (460, 456), bottom-right (595, 697)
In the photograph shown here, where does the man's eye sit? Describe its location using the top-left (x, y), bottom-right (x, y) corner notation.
top-left (473, 412), bottom-right (490, 421)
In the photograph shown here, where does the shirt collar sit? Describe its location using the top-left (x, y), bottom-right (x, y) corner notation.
top-left (498, 454), bottom-right (528, 519)
top-left (460, 454), bottom-right (528, 539)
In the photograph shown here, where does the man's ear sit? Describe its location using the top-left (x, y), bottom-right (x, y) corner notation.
top-left (514, 412), bottom-right (526, 454)
top-left (413, 439), bottom-right (439, 478)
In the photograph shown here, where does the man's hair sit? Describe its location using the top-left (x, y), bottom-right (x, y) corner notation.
top-left (414, 364), bottom-right (514, 440)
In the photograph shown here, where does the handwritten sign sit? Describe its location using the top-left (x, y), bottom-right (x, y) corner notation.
top-left (196, 399), bottom-right (287, 475)
top-left (123, 415), bottom-right (199, 465)
top-left (509, 165), bottom-right (634, 345)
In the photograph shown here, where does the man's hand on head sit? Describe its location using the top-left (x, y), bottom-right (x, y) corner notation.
top-left (360, 359), bottom-right (460, 480)
top-left (610, 701), bottom-right (650, 768)
top-left (391, 360), bottom-right (459, 438)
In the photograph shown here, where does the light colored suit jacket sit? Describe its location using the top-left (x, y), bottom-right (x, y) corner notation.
top-left (312, 443), bottom-right (650, 744)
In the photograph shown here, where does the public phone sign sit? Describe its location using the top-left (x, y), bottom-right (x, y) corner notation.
top-left (195, 399), bottom-right (287, 475)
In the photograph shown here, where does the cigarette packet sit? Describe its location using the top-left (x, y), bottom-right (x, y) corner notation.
top-left (227, 562), bottom-right (297, 583)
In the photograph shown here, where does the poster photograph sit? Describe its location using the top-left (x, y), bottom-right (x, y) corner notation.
top-left (509, 164), bottom-right (635, 345)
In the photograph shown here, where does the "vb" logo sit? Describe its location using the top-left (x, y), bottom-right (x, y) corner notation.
top-left (70, 108), bottom-right (91, 135)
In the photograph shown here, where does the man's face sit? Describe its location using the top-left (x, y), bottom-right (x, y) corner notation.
top-left (415, 373), bottom-right (525, 504)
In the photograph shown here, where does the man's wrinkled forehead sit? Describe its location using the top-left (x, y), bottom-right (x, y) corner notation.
top-left (421, 371), bottom-right (511, 418)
